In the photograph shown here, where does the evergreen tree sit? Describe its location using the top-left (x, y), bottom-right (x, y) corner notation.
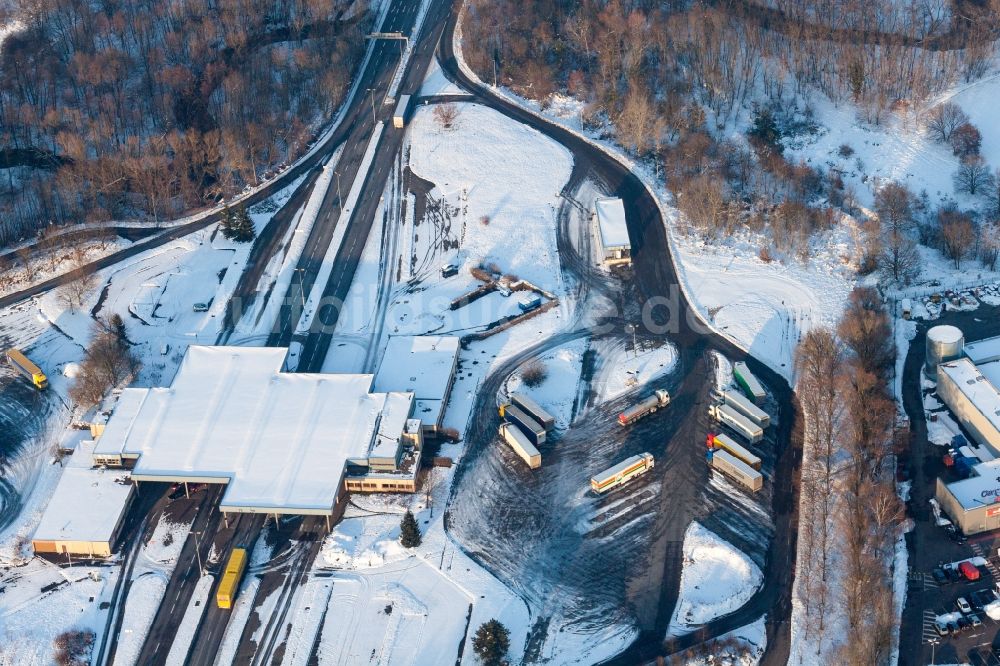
top-left (399, 509), bottom-right (421, 548)
top-left (473, 619), bottom-right (510, 666)
top-left (219, 204), bottom-right (235, 240)
top-left (747, 107), bottom-right (782, 154)
top-left (233, 205), bottom-right (256, 243)
top-left (108, 313), bottom-right (128, 346)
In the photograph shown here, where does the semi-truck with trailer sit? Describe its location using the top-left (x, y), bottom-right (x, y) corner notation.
top-left (392, 94), bottom-right (411, 128)
top-left (721, 390), bottom-right (770, 428)
top-left (499, 423), bottom-right (541, 469)
top-left (216, 547), bottom-right (248, 609)
top-left (511, 392), bottom-right (555, 431)
top-left (499, 403), bottom-right (547, 445)
top-left (591, 453), bottom-right (654, 494)
top-left (708, 449), bottom-right (763, 492)
top-left (618, 389), bottom-right (670, 426)
top-left (5, 349), bottom-right (48, 389)
top-left (733, 361), bottom-right (766, 403)
top-left (707, 432), bottom-right (761, 470)
top-left (708, 403), bottom-right (764, 444)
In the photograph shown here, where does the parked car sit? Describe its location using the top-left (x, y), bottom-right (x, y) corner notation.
top-left (957, 597), bottom-right (973, 614)
top-left (957, 615), bottom-right (971, 631)
top-left (440, 263), bottom-right (458, 278)
top-left (932, 567), bottom-right (949, 585)
top-left (969, 613), bottom-right (983, 628)
top-left (934, 619), bottom-right (950, 637)
top-left (971, 589), bottom-right (996, 611)
top-left (947, 566), bottom-right (965, 583)
top-left (960, 561), bottom-right (982, 581)
top-left (947, 619), bottom-right (961, 634)
top-left (949, 530), bottom-right (969, 544)
top-left (192, 302), bottom-right (209, 312)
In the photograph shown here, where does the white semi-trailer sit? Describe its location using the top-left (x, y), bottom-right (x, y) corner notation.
top-left (392, 94), bottom-right (411, 128)
top-left (721, 390), bottom-right (770, 428)
top-left (499, 423), bottom-right (541, 469)
top-left (733, 361), bottom-right (766, 403)
top-left (709, 449), bottom-right (763, 492)
top-left (591, 453), bottom-right (654, 494)
top-left (709, 403), bottom-right (764, 444)
top-left (499, 404), bottom-right (546, 445)
top-left (618, 389), bottom-right (670, 426)
top-left (511, 392), bottom-right (555, 431)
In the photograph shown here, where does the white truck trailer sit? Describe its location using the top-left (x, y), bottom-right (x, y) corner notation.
top-left (499, 423), bottom-right (541, 469)
top-left (709, 403), bottom-right (764, 444)
top-left (591, 453), bottom-right (654, 494)
top-left (392, 94), bottom-right (411, 128)
top-left (721, 390), bottom-right (770, 428)
top-left (618, 389), bottom-right (670, 426)
top-left (733, 361), bottom-right (766, 403)
top-left (511, 392), bottom-right (555, 431)
top-left (709, 449), bottom-right (763, 492)
top-left (708, 432), bottom-right (761, 470)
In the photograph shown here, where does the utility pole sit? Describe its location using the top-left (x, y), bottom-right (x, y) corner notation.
top-left (192, 530), bottom-right (205, 577)
top-left (334, 171), bottom-right (343, 206)
top-left (366, 88), bottom-right (377, 125)
top-left (294, 268), bottom-right (307, 311)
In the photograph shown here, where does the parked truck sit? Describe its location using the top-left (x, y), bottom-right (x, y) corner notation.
top-left (708, 403), bottom-right (764, 444)
top-left (499, 423), bottom-right (541, 469)
top-left (591, 453), bottom-right (654, 494)
top-left (733, 361), bottom-right (766, 403)
top-left (216, 547), bottom-right (248, 609)
top-left (392, 94), bottom-right (411, 128)
top-left (5, 349), bottom-right (48, 389)
top-left (721, 390), bottom-right (770, 428)
top-left (708, 449), bottom-right (763, 492)
top-left (499, 404), bottom-right (547, 445)
top-left (618, 389), bottom-right (670, 426)
top-left (707, 432), bottom-right (761, 470)
top-left (511, 392), bottom-right (555, 431)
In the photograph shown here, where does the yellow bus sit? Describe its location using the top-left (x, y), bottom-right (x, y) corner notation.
top-left (4, 349), bottom-right (48, 389)
top-left (216, 547), bottom-right (248, 609)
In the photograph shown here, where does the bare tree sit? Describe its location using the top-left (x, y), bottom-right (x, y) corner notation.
top-left (57, 256), bottom-right (100, 312)
top-left (939, 210), bottom-right (976, 268)
top-left (925, 102), bottom-right (968, 143)
top-left (981, 220), bottom-right (1000, 270)
top-left (69, 319), bottom-right (141, 408)
top-left (953, 156), bottom-right (994, 196)
top-left (433, 103), bottom-right (460, 130)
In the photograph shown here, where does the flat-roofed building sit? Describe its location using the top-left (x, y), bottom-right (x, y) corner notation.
top-left (373, 336), bottom-right (459, 432)
top-left (593, 197), bottom-right (631, 267)
top-left (936, 458), bottom-right (1000, 534)
top-left (938, 358), bottom-right (1000, 455)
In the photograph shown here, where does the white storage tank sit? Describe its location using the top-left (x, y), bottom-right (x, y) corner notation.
top-left (926, 325), bottom-right (964, 378)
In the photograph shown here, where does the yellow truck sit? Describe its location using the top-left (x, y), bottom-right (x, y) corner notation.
top-left (216, 547), bottom-right (248, 609)
top-left (5, 349), bottom-right (48, 389)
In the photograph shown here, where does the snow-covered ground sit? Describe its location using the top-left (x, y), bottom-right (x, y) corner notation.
top-left (668, 522), bottom-right (764, 638)
top-left (501, 338), bottom-right (586, 429)
top-left (591, 338), bottom-right (678, 403)
top-left (112, 573), bottom-right (167, 666)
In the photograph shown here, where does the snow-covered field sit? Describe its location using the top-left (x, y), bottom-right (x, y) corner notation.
top-left (668, 522), bottom-right (764, 637)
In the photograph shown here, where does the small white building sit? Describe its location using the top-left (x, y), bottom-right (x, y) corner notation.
top-left (373, 335), bottom-right (460, 431)
top-left (32, 441), bottom-right (134, 558)
top-left (593, 197), bottom-right (631, 267)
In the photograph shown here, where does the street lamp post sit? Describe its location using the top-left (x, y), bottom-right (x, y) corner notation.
top-left (334, 171), bottom-right (343, 206)
top-left (294, 268), bottom-right (307, 311)
top-left (192, 530), bottom-right (205, 576)
top-left (366, 88), bottom-right (377, 125)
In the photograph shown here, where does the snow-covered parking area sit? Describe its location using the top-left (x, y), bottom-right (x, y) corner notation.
top-left (668, 521), bottom-right (764, 637)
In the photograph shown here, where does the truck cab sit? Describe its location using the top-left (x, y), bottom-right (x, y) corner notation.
top-left (654, 389), bottom-right (670, 406)
top-left (32, 372), bottom-right (48, 390)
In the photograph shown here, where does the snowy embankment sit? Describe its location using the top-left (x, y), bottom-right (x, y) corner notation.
top-left (112, 574), bottom-right (167, 666)
top-left (668, 522), bottom-right (763, 637)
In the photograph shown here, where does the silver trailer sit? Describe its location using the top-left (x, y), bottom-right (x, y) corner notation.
top-left (710, 449), bottom-right (763, 492)
top-left (710, 432), bottom-right (762, 470)
top-left (733, 362), bottom-right (766, 403)
top-left (618, 389), bottom-right (670, 426)
top-left (709, 403), bottom-right (764, 444)
top-left (499, 423), bottom-right (541, 469)
top-left (721, 390), bottom-right (770, 428)
top-left (500, 404), bottom-right (546, 445)
top-left (392, 94), bottom-right (411, 128)
top-left (511, 392), bottom-right (555, 431)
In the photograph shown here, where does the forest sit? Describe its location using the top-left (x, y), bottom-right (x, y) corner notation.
top-left (462, 0), bottom-right (1000, 283)
top-left (0, 0), bottom-right (370, 246)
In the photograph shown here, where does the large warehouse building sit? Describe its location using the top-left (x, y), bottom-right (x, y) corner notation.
top-left (936, 458), bottom-right (1000, 535)
top-left (92, 346), bottom-right (424, 522)
top-left (937, 356), bottom-right (1000, 455)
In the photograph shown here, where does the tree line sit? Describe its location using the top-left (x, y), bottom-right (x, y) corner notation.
top-left (0, 0), bottom-right (371, 247)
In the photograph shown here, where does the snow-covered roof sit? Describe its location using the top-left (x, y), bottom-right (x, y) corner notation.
top-left (93, 388), bottom-right (151, 458)
top-left (370, 392), bottom-right (415, 460)
top-left (966, 336), bottom-right (1000, 365)
top-left (109, 346), bottom-right (394, 513)
top-left (373, 336), bottom-right (459, 427)
top-left (33, 442), bottom-right (133, 544)
top-left (57, 428), bottom-right (91, 452)
top-left (939, 358), bottom-right (1000, 439)
top-left (594, 197), bottom-right (630, 250)
top-left (980, 360), bottom-right (1000, 393)
top-left (943, 458), bottom-right (1000, 511)
top-left (929, 325), bottom-right (964, 345)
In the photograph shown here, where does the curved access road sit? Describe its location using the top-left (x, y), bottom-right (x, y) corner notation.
top-left (438, 5), bottom-right (802, 664)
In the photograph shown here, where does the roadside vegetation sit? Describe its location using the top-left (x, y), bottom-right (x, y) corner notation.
top-left (0, 0), bottom-right (372, 246)
top-left (794, 286), bottom-right (905, 664)
top-left (68, 314), bottom-right (140, 408)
